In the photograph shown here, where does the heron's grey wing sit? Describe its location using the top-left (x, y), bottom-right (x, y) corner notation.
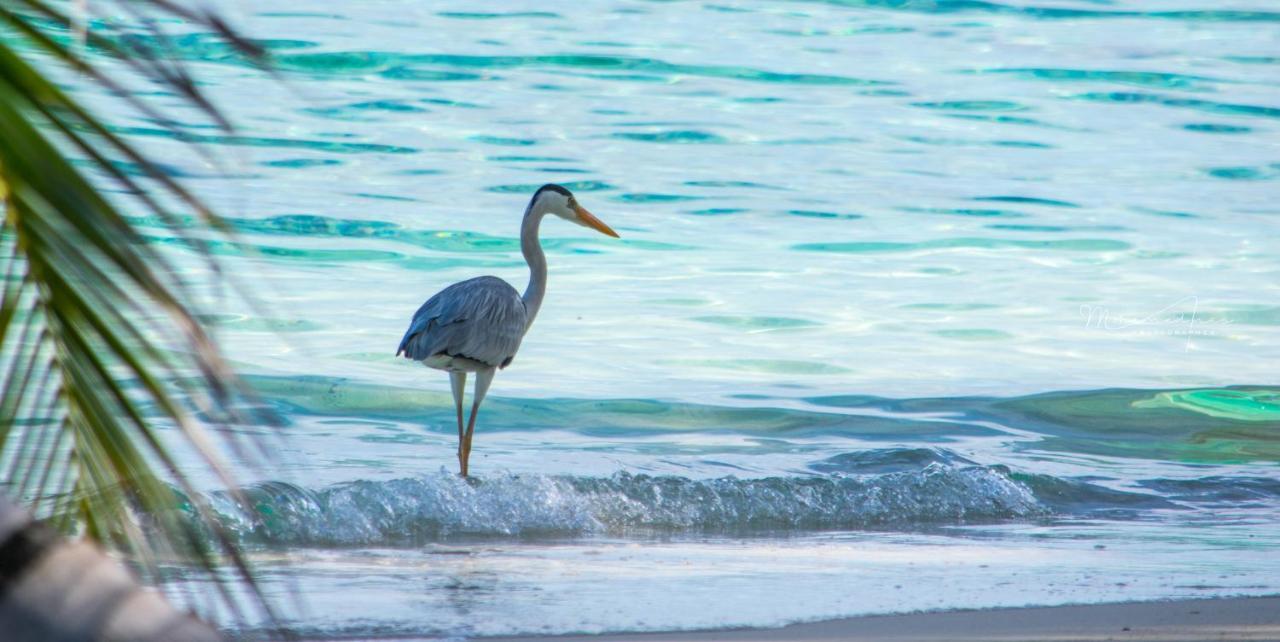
top-left (396, 276), bottom-right (528, 368)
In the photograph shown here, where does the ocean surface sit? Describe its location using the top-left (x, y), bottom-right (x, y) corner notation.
top-left (56, 0), bottom-right (1280, 638)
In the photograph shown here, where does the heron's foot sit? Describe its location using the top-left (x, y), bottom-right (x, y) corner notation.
top-left (454, 474), bottom-right (482, 487)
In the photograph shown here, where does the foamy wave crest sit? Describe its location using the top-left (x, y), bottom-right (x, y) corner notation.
top-left (209, 463), bottom-right (1047, 546)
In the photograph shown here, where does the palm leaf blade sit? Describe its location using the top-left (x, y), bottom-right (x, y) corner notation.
top-left (0, 0), bottom-right (283, 631)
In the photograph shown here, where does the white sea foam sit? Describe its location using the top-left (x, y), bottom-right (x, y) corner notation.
top-left (206, 462), bottom-right (1051, 546)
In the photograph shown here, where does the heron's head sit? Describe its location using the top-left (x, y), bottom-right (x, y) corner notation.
top-left (527, 184), bottom-right (620, 238)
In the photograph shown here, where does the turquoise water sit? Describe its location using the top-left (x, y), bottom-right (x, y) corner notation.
top-left (58, 0), bottom-right (1280, 638)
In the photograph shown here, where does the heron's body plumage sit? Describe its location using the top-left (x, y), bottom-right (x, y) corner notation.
top-left (396, 276), bottom-right (527, 371)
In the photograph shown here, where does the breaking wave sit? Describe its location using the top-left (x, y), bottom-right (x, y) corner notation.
top-left (189, 445), bottom-right (1276, 549)
top-left (207, 454), bottom-right (1071, 546)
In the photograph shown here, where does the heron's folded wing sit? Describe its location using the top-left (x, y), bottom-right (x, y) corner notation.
top-left (396, 276), bottom-right (527, 367)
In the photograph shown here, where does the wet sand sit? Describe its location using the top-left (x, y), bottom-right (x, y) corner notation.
top-left (479, 596), bottom-right (1280, 642)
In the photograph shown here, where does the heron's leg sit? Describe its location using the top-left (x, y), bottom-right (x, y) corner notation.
top-left (449, 371), bottom-right (467, 463)
top-left (460, 368), bottom-right (495, 478)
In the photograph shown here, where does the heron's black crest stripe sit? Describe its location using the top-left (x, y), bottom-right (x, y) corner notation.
top-left (525, 184), bottom-right (574, 218)
top-left (534, 183), bottom-right (572, 198)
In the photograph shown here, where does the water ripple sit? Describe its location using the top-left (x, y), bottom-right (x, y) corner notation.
top-left (812, 1), bottom-right (1280, 22)
top-left (1203, 164), bottom-right (1280, 181)
top-left (794, 238), bottom-right (1132, 253)
top-left (912, 100), bottom-right (1028, 111)
top-left (971, 196), bottom-right (1079, 208)
top-left (274, 52), bottom-right (890, 86)
top-left (612, 131), bottom-right (729, 144)
top-left (113, 125), bottom-right (416, 154)
top-left (1070, 92), bottom-right (1280, 120)
top-left (437, 11), bottom-right (560, 20)
top-left (486, 181), bottom-right (615, 193)
top-left (981, 68), bottom-right (1225, 90)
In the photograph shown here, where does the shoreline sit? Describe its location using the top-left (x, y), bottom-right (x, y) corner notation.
top-left (476, 595), bottom-right (1280, 642)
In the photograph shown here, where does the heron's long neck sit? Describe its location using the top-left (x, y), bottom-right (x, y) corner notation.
top-left (520, 210), bottom-right (548, 331)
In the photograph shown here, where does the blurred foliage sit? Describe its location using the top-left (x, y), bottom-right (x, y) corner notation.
top-left (0, 0), bottom-right (278, 627)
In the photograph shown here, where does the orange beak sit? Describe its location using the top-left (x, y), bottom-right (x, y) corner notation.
top-left (572, 202), bottom-right (620, 238)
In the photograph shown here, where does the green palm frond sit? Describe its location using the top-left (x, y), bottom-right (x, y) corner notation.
top-left (0, 0), bottom-right (277, 627)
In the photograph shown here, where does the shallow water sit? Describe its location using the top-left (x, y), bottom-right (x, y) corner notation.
top-left (45, 0), bottom-right (1280, 637)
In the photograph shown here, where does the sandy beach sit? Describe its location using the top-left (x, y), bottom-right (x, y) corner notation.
top-left (480, 596), bottom-right (1280, 642)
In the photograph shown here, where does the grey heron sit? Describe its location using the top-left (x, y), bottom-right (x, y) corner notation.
top-left (395, 184), bottom-right (619, 476)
